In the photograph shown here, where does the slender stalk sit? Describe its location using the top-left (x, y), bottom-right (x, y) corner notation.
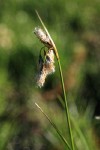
top-left (57, 59), bottom-right (75, 150)
top-left (58, 95), bottom-right (90, 150)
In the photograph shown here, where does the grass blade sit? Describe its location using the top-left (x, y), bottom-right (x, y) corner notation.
top-left (35, 103), bottom-right (71, 150)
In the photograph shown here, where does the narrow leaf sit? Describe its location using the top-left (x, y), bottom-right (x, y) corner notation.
top-left (35, 103), bottom-right (71, 150)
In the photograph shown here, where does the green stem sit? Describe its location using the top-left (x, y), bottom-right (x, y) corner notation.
top-left (58, 95), bottom-right (90, 150)
top-left (57, 59), bottom-right (75, 150)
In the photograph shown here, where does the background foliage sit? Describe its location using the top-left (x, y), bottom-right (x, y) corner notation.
top-left (0, 0), bottom-right (100, 149)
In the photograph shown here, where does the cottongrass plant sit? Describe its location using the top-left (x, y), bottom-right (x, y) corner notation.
top-left (34, 11), bottom-right (74, 150)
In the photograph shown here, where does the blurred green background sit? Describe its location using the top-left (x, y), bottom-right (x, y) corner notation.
top-left (0, 0), bottom-right (100, 149)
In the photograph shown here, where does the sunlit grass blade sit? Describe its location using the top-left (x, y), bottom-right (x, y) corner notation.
top-left (35, 103), bottom-right (71, 150)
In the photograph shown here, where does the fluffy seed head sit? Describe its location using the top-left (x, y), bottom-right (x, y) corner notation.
top-left (36, 67), bottom-right (48, 88)
top-left (34, 27), bottom-right (52, 48)
top-left (45, 50), bottom-right (55, 74)
top-left (36, 49), bottom-right (55, 87)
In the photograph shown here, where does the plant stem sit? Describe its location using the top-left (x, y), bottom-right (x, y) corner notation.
top-left (57, 58), bottom-right (75, 150)
top-left (58, 95), bottom-right (90, 150)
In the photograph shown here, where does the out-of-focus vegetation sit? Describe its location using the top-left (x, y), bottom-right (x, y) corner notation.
top-left (0, 0), bottom-right (100, 149)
